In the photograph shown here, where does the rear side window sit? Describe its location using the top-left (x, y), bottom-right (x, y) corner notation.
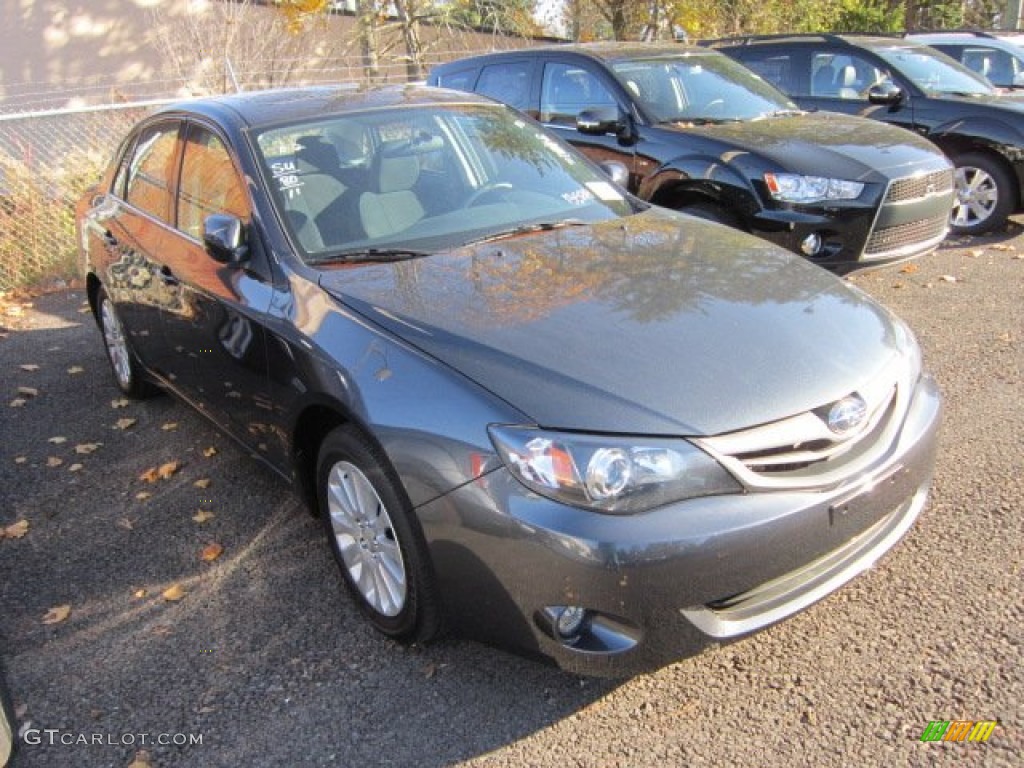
top-left (540, 62), bottom-right (617, 126)
top-left (177, 125), bottom-right (249, 240)
top-left (125, 122), bottom-right (180, 222)
top-left (435, 67), bottom-right (477, 92)
top-left (476, 62), bottom-right (533, 110)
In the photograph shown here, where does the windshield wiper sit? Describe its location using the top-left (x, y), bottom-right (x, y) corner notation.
top-left (467, 218), bottom-right (588, 246)
top-left (309, 248), bottom-right (432, 265)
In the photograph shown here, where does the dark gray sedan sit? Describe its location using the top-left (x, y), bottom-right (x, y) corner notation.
top-left (77, 85), bottom-right (940, 675)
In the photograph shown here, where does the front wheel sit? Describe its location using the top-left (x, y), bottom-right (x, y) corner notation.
top-left (950, 152), bottom-right (1015, 236)
top-left (96, 287), bottom-right (156, 399)
top-left (317, 426), bottom-right (440, 643)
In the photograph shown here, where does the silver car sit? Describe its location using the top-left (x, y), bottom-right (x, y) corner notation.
top-left (78, 85), bottom-right (941, 675)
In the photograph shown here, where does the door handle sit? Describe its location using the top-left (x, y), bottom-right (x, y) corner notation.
top-left (102, 230), bottom-right (118, 247)
top-left (157, 265), bottom-right (179, 286)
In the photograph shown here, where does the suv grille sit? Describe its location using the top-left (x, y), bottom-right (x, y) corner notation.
top-left (865, 215), bottom-right (948, 257)
top-left (885, 169), bottom-right (954, 203)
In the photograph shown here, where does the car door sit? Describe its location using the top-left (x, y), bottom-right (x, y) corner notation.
top-left (536, 58), bottom-right (641, 186)
top-left (95, 120), bottom-right (185, 375)
top-left (159, 121), bottom-right (276, 449)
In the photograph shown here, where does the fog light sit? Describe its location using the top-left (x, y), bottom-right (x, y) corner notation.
top-left (800, 233), bottom-right (823, 256)
top-left (556, 605), bottom-right (587, 639)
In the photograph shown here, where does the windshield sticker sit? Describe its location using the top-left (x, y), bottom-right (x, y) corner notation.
top-left (562, 188), bottom-right (595, 206)
top-left (270, 160), bottom-right (304, 196)
top-left (584, 181), bottom-right (624, 202)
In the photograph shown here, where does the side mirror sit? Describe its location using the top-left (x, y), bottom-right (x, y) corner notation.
top-left (867, 82), bottom-right (903, 106)
top-left (577, 107), bottom-right (627, 137)
top-left (203, 214), bottom-right (249, 266)
top-left (598, 161), bottom-right (629, 188)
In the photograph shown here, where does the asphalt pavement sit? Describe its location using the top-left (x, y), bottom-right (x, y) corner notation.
top-left (1, 223), bottom-right (1021, 768)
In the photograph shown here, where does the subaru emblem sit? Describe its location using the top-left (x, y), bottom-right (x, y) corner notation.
top-left (827, 394), bottom-right (868, 435)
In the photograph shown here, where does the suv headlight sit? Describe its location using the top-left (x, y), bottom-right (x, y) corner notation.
top-left (488, 426), bottom-right (741, 514)
top-left (764, 173), bottom-right (864, 203)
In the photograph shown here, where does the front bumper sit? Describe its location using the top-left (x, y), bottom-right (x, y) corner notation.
top-left (416, 374), bottom-right (941, 676)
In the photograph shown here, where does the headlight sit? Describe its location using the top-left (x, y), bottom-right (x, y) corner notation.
top-left (488, 426), bottom-right (741, 514)
top-left (764, 173), bottom-right (864, 203)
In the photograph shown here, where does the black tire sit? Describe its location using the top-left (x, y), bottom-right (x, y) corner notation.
top-left (96, 287), bottom-right (157, 399)
top-left (681, 201), bottom-right (740, 229)
top-left (316, 426), bottom-right (440, 643)
top-left (950, 152), bottom-right (1016, 236)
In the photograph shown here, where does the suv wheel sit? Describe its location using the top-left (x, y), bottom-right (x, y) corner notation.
top-left (950, 152), bottom-right (1015, 236)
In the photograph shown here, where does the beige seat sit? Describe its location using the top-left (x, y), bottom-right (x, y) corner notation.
top-left (837, 66), bottom-right (860, 99)
top-left (358, 154), bottom-right (424, 239)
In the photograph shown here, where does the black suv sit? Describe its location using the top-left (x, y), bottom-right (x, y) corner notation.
top-left (712, 34), bottom-right (1024, 235)
top-left (429, 43), bottom-right (954, 272)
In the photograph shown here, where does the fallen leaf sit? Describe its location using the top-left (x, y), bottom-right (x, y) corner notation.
top-left (17, 386), bottom-right (38, 397)
top-left (133, 589), bottom-right (148, 599)
top-left (14, 456), bottom-right (27, 464)
top-left (68, 463), bottom-right (83, 472)
top-left (139, 467), bottom-right (159, 483)
top-left (46, 456), bottom-right (64, 468)
top-left (114, 418), bottom-right (137, 430)
top-left (67, 366), bottom-right (84, 375)
top-left (997, 331), bottom-right (1014, 343)
top-left (193, 478), bottom-right (211, 489)
top-left (9, 398), bottom-right (26, 408)
top-left (898, 263), bottom-right (918, 274)
top-left (77, 306), bottom-right (92, 315)
top-left (162, 584), bottom-right (186, 602)
top-left (41, 604), bottom-right (71, 625)
top-left (74, 442), bottom-right (102, 454)
top-left (3, 519), bottom-right (29, 539)
top-left (989, 243), bottom-right (1015, 251)
top-left (967, 248), bottom-right (985, 258)
top-left (18, 364), bottom-right (40, 371)
top-left (127, 749), bottom-right (152, 768)
top-left (117, 517), bottom-right (135, 530)
top-left (200, 543), bottom-right (224, 562)
top-left (192, 510), bottom-right (215, 524)
top-left (202, 446), bottom-right (218, 458)
top-left (111, 398), bottom-right (130, 409)
top-left (136, 491), bottom-right (152, 501)
top-left (939, 274), bottom-right (957, 283)
top-left (161, 422), bottom-right (178, 431)
top-left (47, 436), bottom-right (67, 444)
top-left (157, 460), bottom-right (180, 479)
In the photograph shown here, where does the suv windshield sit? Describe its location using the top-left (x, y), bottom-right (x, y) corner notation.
top-left (611, 53), bottom-right (798, 123)
top-left (254, 104), bottom-right (634, 263)
top-left (875, 45), bottom-right (995, 96)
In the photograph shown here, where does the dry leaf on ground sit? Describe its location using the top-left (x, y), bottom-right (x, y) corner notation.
top-left (133, 589), bottom-right (147, 599)
top-left (17, 386), bottom-right (39, 397)
top-left (111, 398), bottom-right (130, 408)
top-left (158, 460), bottom-right (180, 479)
top-left (200, 543), bottom-right (224, 562)
top-left (193, 478), bottom-right (211, 489)
top-left (9, 398), bottom-right (27, 408)
top-left (114, 418), bottom-right (137, 430)
top-left (3, 519), bottom-right (29, 539)
top-left (117, 517), bottom-right (135, 530)
top-left (161, 422), bottom-right (178, 431)
top-left (14, 456), bottom-right (27, 464)
top-left (202, 446), bottom-right (217, 457)
top-left (899, 263), bottom-right (919, 274)
top-left (136, 491), bottom-right (152, 501)
top-left (989, 243), bottom-right (1015, 251)
top-left (18, 364), bottom-right (40, 371)
top-left (192, 510), bottom-right (215, 524)
top-left (41, 604), bottom-right (71, 625)
top-left (46, 456), bottom-right (63, 467)
top-left (75, 442), bottom-right (101, 454)
top-left (162, 584), bottom-right (186, 601)
top-left (47, 436), bottom-right (67, 444)
top-left (68, 463), bottom-right (83, 472)
top-left (67, 365), bottom-right (84, 374)
top-left (939, 274), bottom-right (958, 283)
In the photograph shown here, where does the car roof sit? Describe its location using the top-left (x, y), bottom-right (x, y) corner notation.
top-left (152, 84), bottom-right (496, 130)
top-left (908, 32), bottom-right (1024, 53)
top-left (710, 33), bottom-right (926, 52)
top-left (442, 41), bottom-right (721, 66)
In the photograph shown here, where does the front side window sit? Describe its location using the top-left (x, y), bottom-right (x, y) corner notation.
top-left (254, 104), bottom-right (635, 263)
top-left (540, 63), bottom-right (618, 125)
top-left (124, 122), bottom-right (180, 222)
top-left (810, 52), bottom-right (890, 100)
top-left (177, 126), bottom-right (249, 240)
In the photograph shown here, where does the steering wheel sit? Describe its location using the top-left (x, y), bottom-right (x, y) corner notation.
top-left (465, 182), bottom-right (514, 207)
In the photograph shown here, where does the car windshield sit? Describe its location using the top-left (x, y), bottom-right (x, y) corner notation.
top-left (611, 53), bottom-right (798, 123)
top-left (875, 45), bottom-right (995, 96)
top-left (253, 104), bottom-right (635, 263)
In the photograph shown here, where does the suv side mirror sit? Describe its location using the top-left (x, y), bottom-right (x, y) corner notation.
top-left (203, 214), bottom-right (249, 266)
top-left (577, 107), bottom-right (627, 137)
top-left (867, 82), bottom-right (903, 106)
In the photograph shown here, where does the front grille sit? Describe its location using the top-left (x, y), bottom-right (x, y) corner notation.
top-left (885, 169), bottom-right (954, 203)
top-left (865, 215), bottom-right (948, 256)
top-left (695, 357), bottom-right (914, 492)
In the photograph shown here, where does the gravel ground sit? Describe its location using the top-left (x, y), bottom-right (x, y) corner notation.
top-left (1, 222), bottom-right (1021, 768)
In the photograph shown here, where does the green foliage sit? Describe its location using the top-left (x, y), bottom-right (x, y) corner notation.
top-left (831, 0), bottom-right (904, 33)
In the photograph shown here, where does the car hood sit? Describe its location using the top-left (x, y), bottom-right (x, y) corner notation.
top-left (319, 208), bottom-right (908, 436)
top-left (676, 111), bottom-right (948, 180)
